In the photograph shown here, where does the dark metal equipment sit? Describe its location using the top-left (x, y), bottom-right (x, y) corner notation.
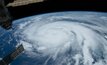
top-left (0, 0), bottom-right (14, 29)
top-left (0, 44), bottom-right (24, 65)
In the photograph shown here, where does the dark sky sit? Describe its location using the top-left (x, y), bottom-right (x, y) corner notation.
top-left (7, 0), bottom-right (107, 20)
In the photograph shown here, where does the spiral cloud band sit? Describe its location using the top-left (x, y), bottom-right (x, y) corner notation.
top-left (14, 12), bottom-right (107, 65)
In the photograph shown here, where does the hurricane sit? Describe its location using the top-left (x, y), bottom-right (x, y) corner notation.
top-left (1, 11), bottom-right (107, 65)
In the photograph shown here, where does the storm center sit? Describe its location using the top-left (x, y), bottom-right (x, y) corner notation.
top-left (35, 23), bottom-right (73, 48)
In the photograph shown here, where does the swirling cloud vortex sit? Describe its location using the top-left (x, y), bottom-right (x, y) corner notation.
top-left (14, 12), bottom-right (107, 65)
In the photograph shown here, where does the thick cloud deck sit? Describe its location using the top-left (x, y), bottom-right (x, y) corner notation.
top-left (12, 12), bottom-right (107, 65)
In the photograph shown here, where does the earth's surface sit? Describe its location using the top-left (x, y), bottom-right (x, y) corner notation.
top-left (0, 11), bottom-right (107, 65)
